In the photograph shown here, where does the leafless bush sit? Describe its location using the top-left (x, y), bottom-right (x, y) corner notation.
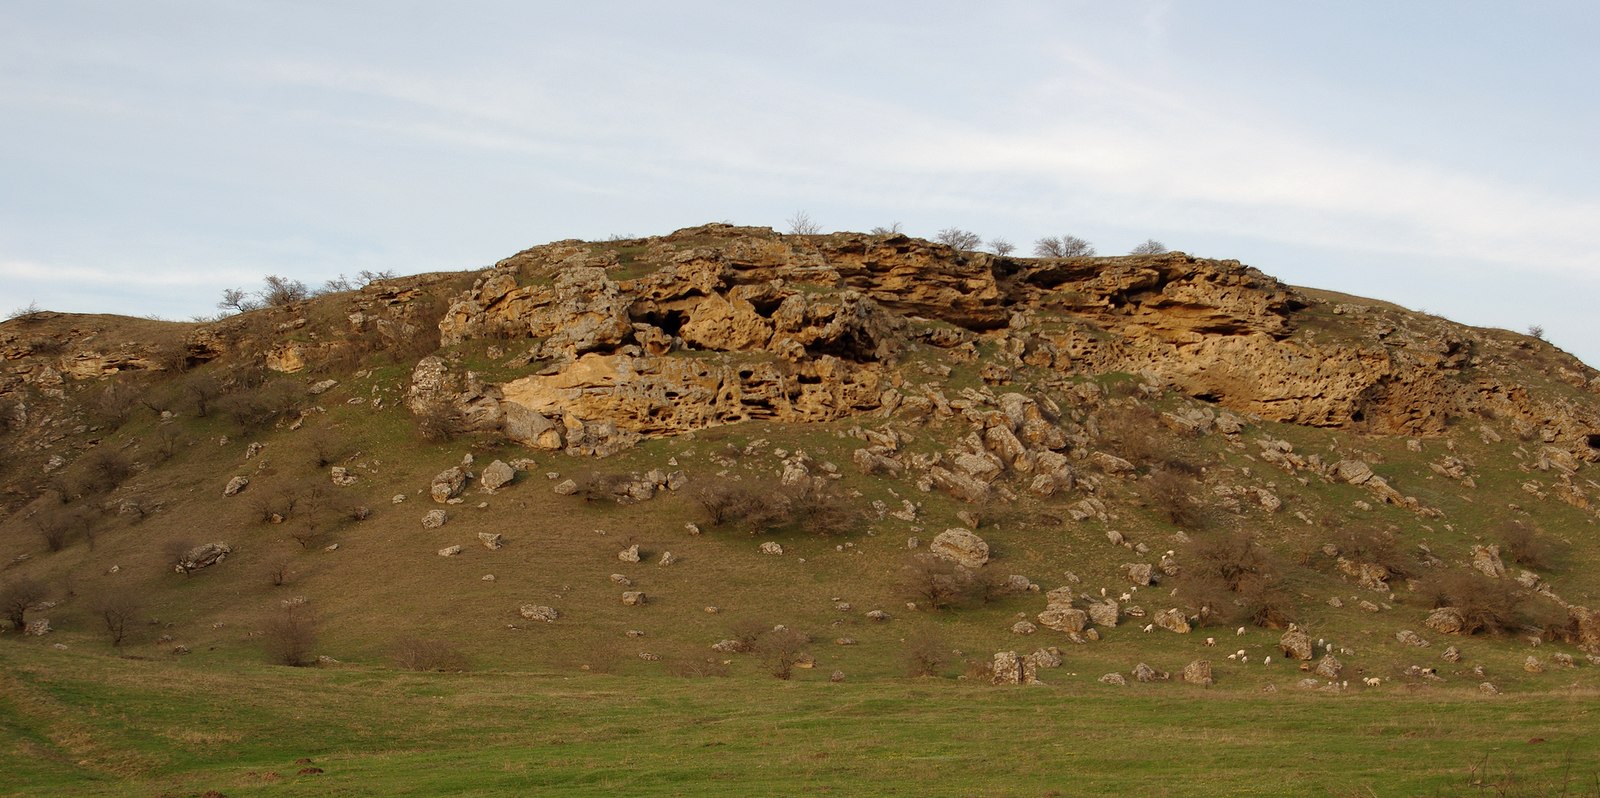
top-left (869, 222), bottom-right (903, 236)
top-left (90, 381), bottom-right (142, 429)
top-left (1145, 468), bottom-right (1208, 529)
top-left (1499, 520), bottom-right (1560, 570)
top-left (691, 479), bottom-right (757, 526)
top-left (414, 398), bottom-right (466, 443)
top-left (31, 505), bottom-right (88, 552)
top-left (151, 426), bottom-right (183, 463)
top-left (1129, 239), bottom-right (1169, 255)
top-left (786, 211), bottom-right (821, 236)
top-left (988, 238), bottom-right (1015, 256)
top-left (935, 228), bottom-right (983, 251)
top-left (783, 478), bottom-right (857, 537)
top-left (575, 471), bottom-right (636, 503)
top-left (262, 598), bottom-right (318, 666)
top-left (754, 627), bottom-right (810, 680)
top-left (180, 372), bottom-right (222, 417)
top-left (1173, 530), bottom-right (1295, 628)
top-left (1418, 570), bottom-right (1564, 636)
top-left (92, 588), bottom-right (143, 646)
top-left (390, 637), bottom-right (469, 671)
top-left (257, 275), bottom-right (310, 307)
top-left (80, 448), bottom-right (135, 493)
top-left (1033, 235), bottom-right (1094, 257)
top-left (1, 577), bottom-right (46, 630)
top-left (268, 559), bottom-right (293, 587)
top-left (671, 657), bottom-right (730, 678)
top-left (1093, 403), bottom-right (1165, 466)
top-left (249, 486), bottom-right (299, 525)
top-left (904, 629), bottom-right (949, 677)
top-left (725, 617), bottom-right (772, 654)
top-left (164, 538), bottom-right (198, 576)
top-left (1327, 522), bottom-right (1413, 579)
top-left (898, 554), bottom-right (974, 610)
top-left (305, 429), bottom-right (342, 470)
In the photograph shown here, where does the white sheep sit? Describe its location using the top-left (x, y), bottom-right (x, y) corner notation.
top-left (1142, 623), bottom-right (1155, 633)
top-left (1204, 637), bottom-right (1216, 647)
top-left (1363, 677), bottom-right (1382, 687)
top-left (1236, 626), bottom-right (1246, 636)
top-left (1263, 656), bottom-right (1272, 666)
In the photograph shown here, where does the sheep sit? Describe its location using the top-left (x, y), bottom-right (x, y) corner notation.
top-left (1363, 677), bottom-right (1382, 687)
top-left (1204, 637), bottom-right (1216, 647)
top-left (1236, 626), bottom-right (1246, 636)
top-left (1142, 623), bottom-right (1155, 633)
top-left (1263, 656), bottom-right (1272, 666)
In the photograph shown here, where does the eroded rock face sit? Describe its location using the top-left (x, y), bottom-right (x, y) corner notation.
top-left (930, 528), bottom-right (989, 569)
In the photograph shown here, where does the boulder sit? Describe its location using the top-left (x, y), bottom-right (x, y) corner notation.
top-left (1153, 608), bottom-right (1191, 634)
top-left (177, 542), bottom-right (231, 573)
top-left (1123, 563), bottom-right (1154, 586)
top-left (1132, 662), bottom-right (1167, 683)
top-left (1087, 600), bottom-right (1120, 628)
top-left (1011, 620), bottom-right (1037, 635)
top-left (438, 545), bottom-right (462, 557)
top-left (930, 528), bottom-right (989, 568)
top-left (991, 651), bottom-right (1024, 685)
top-left (421, 509), bottom-right (448, 529)
top-left (478, 532), bottom-right (504, 550)
top-left (480, 460), bottom-right (516, 492)
top-left (1471, 545), bottom-right (1507, 578)
top-left (1334, 459), bottom-right (1375, 485)
top-left (1442, 645), bottom-right (1462, 663)
top-left (223, 476), bottom-right (249, 497)
top-left (618, 544), bottom-right (641, 563)
top-left (759, 542), bottom-right (784, 556)
top-left (1183, 659), bottom-right (1214, 686)
top-left (1314, 655), bottom-right (1343, 679)
top-left (519, 605), bottom-right (558, 622)
top-left (1524, 656), bottom-right (1543, 674)
top-left (1037, 607), bottom-right (1089, 634)
top-left (621, 591), bottom-right (647, 606)
top-left (1279, 625), bottom-right (1313, 660)
top-left (1395, 630), bottom-right (1430, 648)
top-left (330, 467), bottom-right (357, 487)
top-left (1098, 672), bottom-right (1128, 686)
top-left (1425, 607), bottom-right (1467, 636)
top-left (431, 467), bottom-right (468, 503)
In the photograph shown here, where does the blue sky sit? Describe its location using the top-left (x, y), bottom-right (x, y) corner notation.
top-left (3, 1), bottom-right (1598, 366)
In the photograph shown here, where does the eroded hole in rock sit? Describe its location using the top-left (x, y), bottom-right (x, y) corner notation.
top-left (635, 309), bottom-right (687, 337)
top-left (1351, 409), bottom-right (1365, 423)
top-left (1586, 434), bottom-right (1600, 450)
top-left (805, 332), bottom-right (879, 362)
top-left (747, 295), bottom-right (785, 318)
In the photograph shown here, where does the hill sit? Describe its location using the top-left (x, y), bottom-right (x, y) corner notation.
top-left (2, 223), bottom-right (1600, 794)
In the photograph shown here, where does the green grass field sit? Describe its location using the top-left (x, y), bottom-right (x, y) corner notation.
top-left (3, 649), bottom-right (1598, 797)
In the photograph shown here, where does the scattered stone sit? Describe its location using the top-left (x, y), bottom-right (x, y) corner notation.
top-left (1524, 656), bottom-right (1543, 674)
top-left (478, 532), bottom-right (504, 550)
top-left (1442, 645), bottom-right (1462, 663)
top-left (1471, 545), bottom-right (1507, 579)
top-left (1314, 655), bottom-right (1343, 679)
top-left (759, 542), bottom-right (784, 556)
top-left (1038, 607), bottom-right (1089, 634)
top-left (638, 652), bottom-right (660, 661)
top-left (1396, 630), bottom-right (1430, 648)
top-left (866, 610), bottom-right (890, 621)
top-left (438, 545), bottom-right (462, 557)
top-left (1153, 608), bottom-right (1191, 634)
top-left (480, 460), bottom-right (516, 492)
top-left (431, 467), bottom-right (468, 503)
top-left (1183, 660), bottom-right (1214, 686)
top-left (1123, 562), bottom-right (1154, 586)
top-left (308, 378), bottom-right (339, 395)
top-left (223, 476), bottom-right (249, 497)
top-left (1552, 652), bottom-right (1576, 668)
top-left (684, 522), bottom-right (701, 535)
top-left (1011, 620), bottom-right (1037, 635)
top-left (1098, 672), bottom-right (1128, 686)
top-left (1479, 682), bottom-right (1499, 695)
top-left (712, 639), bottom-right (742, 653)
top-left (421, 509), bottom-right (448, 529)
top-left (392, 494), bottom-right (406, 504)
top-left (482, 574), bottom-right (495, 582)
top-left (1132, 663), bottom-right (1167, 683)
top-left (24, 619), bottom-right (51, 636)
top-left (830, 670), bottom-right (846, 683)
top-left (991, 651), bottom-right (1024, 685)
top-left (835, 637), bottom-right (857, 646)
top-left (552, 478), bottom-right (578, 495)
top-left (1425, 607), bottom-right (1467, 636)
top-left (930, 528), bottom-right (989, 568)
top-left (658, 551), bottom-right (677, 566)
top-left (609, 573), bottom-right (633, 586)
top-left (177, 542), bottom-right (231, 573)
top-left (1279, 625), bottom-right (1313, 660)
top-left (621, 591), bottom-right (647, 606)
top-left (619, 544), bottom-right (641, 563)
top-left (330, 467), bottom-right (357, 487)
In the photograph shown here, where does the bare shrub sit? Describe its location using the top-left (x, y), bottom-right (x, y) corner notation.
top-left (935, 228), bottom-right (983, 251)
top-left (268, 559), bottom-right (293, 587)
top-left (904, 629), bottom-right (949, 677)
top-left (786, 211), bottom-right (821, 236)
top-left (1327, 522), bottom-right (1413, 579)
top-left (180, 372), bottom-right (222, 417)
top-left (868, 222), bottom-right (903, 236)
top-left (671, 657), bottom-right (730, 678)
top-left (1499, 519), bottom-right (1560, 570)
top-left (219, 379), bottom-right (301, 431)
top-left (754, 627), bottom-right (810, 680)
top-left (305, 429), bottom-right (342, 470)
top-left (90, 381), bottom-right (142, 429)
top-left (257, 275), bottom-right (309, 307)
top-left (262, 598), bottom-right (317, 666)
top-left (80, 448), bottom-right (135, 493)
top-left (92, 588), bottom-right (143, 646)
top-left (31, 505), bottom-right (88, 552)
top-left (1145, 468), bottom-right (1208, 529)
top-left (726, 617), bottom-right (772, 654)
top-left (1129, 239), bottom-right (1169, 255)
top-left (575, 471), bottom-right (635, 503)
top-left (1033, 235), bottom-right (1094, 257)
top-left (783, 478), bottom-right (857, 537)
top-left (1, 577), bottom-right (46, 630)
top-left (691, 479), bottom-right (757, 527)
top-left (1173, 530), bottom-right (1295, 628)
top-left (414, 398), bottom-right (466, 443)
top-left (988, 238), bottom-right (1015, 256)
top-left (899, 554), bottom-right (974, 610)
top-left (1093, 403), bottom-right (1164, 466)
top-left (249, 485), bottom-right (298, 525)
top-left (164, 538), bottom-right (198, 576)
top-left (1418, 570), bottom-right (1565, 636)
top-left (390, 637), bottom-right (469, 671)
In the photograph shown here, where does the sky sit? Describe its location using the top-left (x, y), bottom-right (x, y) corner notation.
top-left (3, 1), bottom-right (1598, 366)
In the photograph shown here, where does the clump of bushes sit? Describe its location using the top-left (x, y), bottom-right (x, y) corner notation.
top-left (390, 637), bottom-right (469, 671)
top-left (1499, 519), bottom-right (1561, 570)
top-left (1418, 570), bottom-right (1565, 636)
top-left (1172, 529), bottom-right (1295, 628)
top-left (689, 476), bottom-right (857, 536)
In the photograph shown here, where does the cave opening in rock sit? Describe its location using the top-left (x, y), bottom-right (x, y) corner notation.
top-left (636, 309), bottom-right (687, 337)
top-left (1351, 409), bottom-right (1365, 423)
top-left (1586, 433), bottom-right (1600, 450)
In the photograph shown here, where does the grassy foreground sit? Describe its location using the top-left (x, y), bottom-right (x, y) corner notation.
top-left (2, 650), bottom-right (1597, 797)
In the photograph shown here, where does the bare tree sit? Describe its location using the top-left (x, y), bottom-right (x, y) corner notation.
top-left (988, 238), bottom-right (1016, 256)
top-left (754, 627), bottom-right (810, 680)
top-left (257, 275), bottom-right (310, 307)
top-left (935, 228), bottom-right (983, 251)
top-left (786, 211), bottom-right (821, 235)
top-left (1129, 238), bottom-right (1169, 255)
top-left (93, 588), bottom-right (142, 646)
top-left (1033, 235), bottom-right (1095, 257)
top-left (217, 288), bottom-right (260, 314)
top-left (868, 222), bottom-right (904, 236)
top-left (263, 597), bottom-right (318, 666)
top-left (1, 578), bottom-right (46, 630)
top-left (898, 554), bottom-right (974, 610)
top-left (1527, 325), bottom-right (1546, 341)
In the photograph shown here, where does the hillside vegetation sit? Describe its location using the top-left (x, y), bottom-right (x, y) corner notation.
top-left (2, 224), bottom-right (1599, 795)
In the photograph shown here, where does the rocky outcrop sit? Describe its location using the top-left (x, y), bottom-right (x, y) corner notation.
top-left (930, 528), bottom-right (989, 569)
